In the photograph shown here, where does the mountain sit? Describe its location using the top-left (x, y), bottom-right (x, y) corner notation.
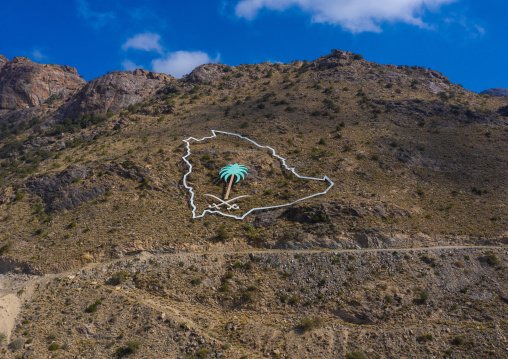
top-left (480, 87), bottom-right (508, 97)
top-left (0, 50), bottom-right (507, 358)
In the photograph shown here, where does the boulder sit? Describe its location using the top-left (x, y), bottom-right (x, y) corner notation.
top-left (186, 63), bottom-right (232, 84)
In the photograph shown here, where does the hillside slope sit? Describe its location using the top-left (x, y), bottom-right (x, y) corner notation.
top-left (0, 50), bottom-right (507, 358)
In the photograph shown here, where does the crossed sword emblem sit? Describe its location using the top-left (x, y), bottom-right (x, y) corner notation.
top-left (204, 194), bottom-right (250, 211)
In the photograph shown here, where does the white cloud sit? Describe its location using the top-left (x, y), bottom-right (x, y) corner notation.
top-left (152, 51), bottom-right (219, 78)
top-left (235, 0), bottom-right (456, 33)
top-left (76, 0), bottom-right (115, 28)
top-left (122, 32), bottom-right (164, 54)
top-left (121, 60), bottom-right (143, 71)
top-left (444, 15), bottom-right (486, 39)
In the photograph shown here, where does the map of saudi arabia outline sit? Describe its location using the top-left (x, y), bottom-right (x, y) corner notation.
top-left (182, 130), bottom-right (334, 220)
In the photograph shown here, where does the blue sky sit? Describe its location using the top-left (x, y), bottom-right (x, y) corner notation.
top-left (0, 0), bottom-right (506, 93)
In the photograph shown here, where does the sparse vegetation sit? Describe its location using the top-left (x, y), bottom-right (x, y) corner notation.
top-left (298, 317), bottom-right (323, 332)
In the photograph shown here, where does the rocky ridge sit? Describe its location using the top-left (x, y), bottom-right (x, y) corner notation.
top-left (56, 68), bottom-right (174, 120)
top-left (0, 56), bottom-right (85, 110)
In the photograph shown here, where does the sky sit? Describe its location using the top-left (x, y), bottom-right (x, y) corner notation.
top-left (0, 0), bottom-right (506, 93)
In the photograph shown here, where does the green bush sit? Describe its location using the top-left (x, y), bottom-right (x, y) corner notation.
top-left (8, 338), bottom-right (24, 350)
top-left (86, 303), bottom-right (98, 313)
top-left (299, 317), bottom-right (323, 332)
top-left (190, 278), bottom-right (202, 286)
top-left (48, 342), bottom-right (60, 351)
top-left (419, 290), bottom-right (429, 304)
top-left (197, 348), bottom-right (210, 357)
top-left (418, 334), bottom-right (433, 342)
top-left (217, 225), bottom-right (229, 240)
top-left (484, 252), bottom-right (499, 266)
top-left (452, 335), bottom-right (465, 345)
top-left (117, 341), bottom-right (141, 357)
top-left (0, 241), bottom-right (12, 256)
top-left (110, 271), bottom-right (129, 285)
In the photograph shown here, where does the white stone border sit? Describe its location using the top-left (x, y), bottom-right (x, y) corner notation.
top-left (182, 130), bottom-right (334, 219)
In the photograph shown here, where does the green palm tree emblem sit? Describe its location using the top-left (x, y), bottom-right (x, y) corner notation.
top-left (220, 163), bottom-right (248, 200)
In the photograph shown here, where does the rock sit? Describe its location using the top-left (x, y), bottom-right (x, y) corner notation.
top-left (76, 324), bottom-right (94, 337)
top-left (0, 54), bottom-right (8, 70)
top-left (0, 56), bottom-right (85, 110)
top-left (225, 322), bottom-right (234, 330)
top-left (57, 69), bottom-right (173, 119)
top-left (22, 349), bottom-right (33, 359)
top-left (375, 204), bottom-right (387, 218)
top-left (186, 63), bottom-right (232, 84)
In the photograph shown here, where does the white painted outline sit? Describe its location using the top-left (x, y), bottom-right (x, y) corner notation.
top-left (182, 130), bottom-right (334, 219)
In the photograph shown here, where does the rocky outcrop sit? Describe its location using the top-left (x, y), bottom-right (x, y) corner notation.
top-left (0, 54), bottom-right (8, 71)
top-left (57, 69), bottom-right (173, 119)
top-left (25, 165), bottom-right (105, 212)
top-left (0, 56), bottom-right (85, 110)
top-left (480, 88), bottom-right (508, 97)
top-left (185, 63), bottom-right (232, 84)
top-left (380, 99), bottom-right (503, 126)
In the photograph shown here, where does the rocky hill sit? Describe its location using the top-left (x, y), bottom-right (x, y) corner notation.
top-left (480, 87), bottom-right (508, 97)
top-left (0, 50), bottom-right (507, 358)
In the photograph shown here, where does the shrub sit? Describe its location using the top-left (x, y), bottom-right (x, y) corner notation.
top-left (353, 54), bottom-right (364, 60)
top-left (13, 192), bottom-right (24, 202)
top-left (318, 138), bottom-right (327, 145)
top-left (190, 278), bottom-right (202, 286)
top-left (217, 225), bottom-right (229, 240)
top-left (418, 334), bottom-right (433, 342)
top-left (49, 342), bottom-right (60, 351)
top-left (289, 295), bottom-right (299, 305)
top-left (86, 303), bottom-right (98, 313)
top-left (452, 335), bottom-right (465, 345)
top-left (299, 317), bottom-right (323, 332)
top-left (8, 338), bottom-right (24, 350)
top-left (197, 348), bottom-right (210, 357)
top-left (117, 341), bottom-right (141, 357)
top-left (484, 252), bottom-right (499, 266)
top-left (110, 271), bottom-right (129, 285)
top-left (346, 352), bottom-right (368, 359)
top-left (419, 290), bottom-right (429, 304)
top-left (0, 241), bottom-right (12, 256)
top-left (242, 290), bottom-right (255, 302)
top-left (0, 333), bottom-right (5, 343)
